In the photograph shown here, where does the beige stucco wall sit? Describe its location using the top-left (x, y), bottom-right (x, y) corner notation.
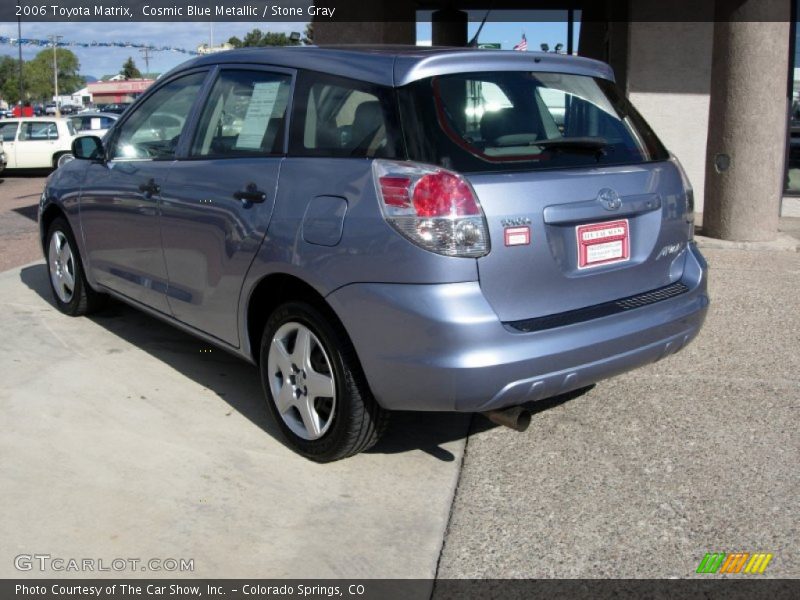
top-left (625, 20), bottom-right (714, 213)
top-left (628, 92), bottom-right (711, 209)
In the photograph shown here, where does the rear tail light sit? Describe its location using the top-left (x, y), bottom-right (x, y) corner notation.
top-left (670, 155), bottom-right (695, 241)
top-left (372, 159), bottom-right (490, 258)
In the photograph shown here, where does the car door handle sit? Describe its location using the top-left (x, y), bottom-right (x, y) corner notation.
top-left (138, 179), bottom-right (160, 198)
top-left (233, 183), bottom-right (267, 204)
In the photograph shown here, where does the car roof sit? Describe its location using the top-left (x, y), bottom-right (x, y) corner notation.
top-left (175, 45), bottom-right (615, 87)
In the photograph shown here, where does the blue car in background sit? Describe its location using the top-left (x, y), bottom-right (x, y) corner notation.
top-left (39, 47), bottom-right (708, 461)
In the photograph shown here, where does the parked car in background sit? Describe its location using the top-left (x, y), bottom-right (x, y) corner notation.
top-left (0, 117), bottom-right (77, 169)
top-left (41, 47), bottom-right (708, 462)
top-left (1, 108), bottom-right (13, 119)
top-left (43, 103), bottom-right (79, 115)
top-left (70, 112), bottom-right (119, 138)
top-left (98, 103), bottom-right (130, 115)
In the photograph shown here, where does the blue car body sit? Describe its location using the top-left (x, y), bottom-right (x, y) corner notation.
top-left (40, 46), bottom-right (708, 418)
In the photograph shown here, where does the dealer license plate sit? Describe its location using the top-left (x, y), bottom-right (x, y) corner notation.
top-left (576, 219), bottom-right (630, 269)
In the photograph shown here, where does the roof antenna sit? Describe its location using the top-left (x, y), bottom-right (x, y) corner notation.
top-left (467, 10), bottom-right (491, 48)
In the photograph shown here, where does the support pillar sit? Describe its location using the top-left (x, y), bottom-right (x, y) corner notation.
top-left (577, 5), bottom-right (629, 92)
top-left (703, 0), bottom-right (791, 241)
top-left (313, 14), bottom-right (414, 46)
top-left (432, 9), bottom-right (468, 47)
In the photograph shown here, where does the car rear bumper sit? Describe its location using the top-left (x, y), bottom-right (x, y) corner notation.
top-left (326, 243), bottom-right (709, 412)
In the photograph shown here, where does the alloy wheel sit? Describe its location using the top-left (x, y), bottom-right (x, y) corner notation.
top-left (267, 322), bottom-right (337, 440)
top-left (48, 230), bottom-right (75, 303)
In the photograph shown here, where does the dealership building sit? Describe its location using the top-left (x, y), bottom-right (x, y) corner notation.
top-left (85, 77), bottom-right (155, 105)
top-left (315, 0), bottom-right (794, 243)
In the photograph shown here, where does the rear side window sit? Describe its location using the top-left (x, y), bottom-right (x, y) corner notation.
top-left (190, 70), bottom-right (292, 158)
top-left (399, 71), bottom-right (668, 172)
top-left (289, 71), bottom-right (401, 159)
top-left (19, 122), bottom-right (58, 141)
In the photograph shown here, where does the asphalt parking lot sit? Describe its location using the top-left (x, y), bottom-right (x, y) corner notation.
top-left (0, 174), bottom-right (797, 580)
top-left (0, 173), bottom-right (47, 272)
top-left (438, 245), bottom-right (800, 578)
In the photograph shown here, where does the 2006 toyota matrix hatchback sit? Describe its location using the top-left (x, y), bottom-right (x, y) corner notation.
top-left (40, 47), bottom-right (708, 462)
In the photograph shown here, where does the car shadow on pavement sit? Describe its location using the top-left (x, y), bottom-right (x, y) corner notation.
top-left (369, 385), bottom-right (594, 461)
top-left (367, 412), bottom-right (474, 462)
top-left (20, 263), bottom-right (489, 461)
top-left (12, 204), bottom-right (38, 221)
top-left (20, 263), bottom-right (282, 439)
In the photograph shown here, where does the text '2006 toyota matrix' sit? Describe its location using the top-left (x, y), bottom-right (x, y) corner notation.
top-left (40, 47), bottom-right (708, 462)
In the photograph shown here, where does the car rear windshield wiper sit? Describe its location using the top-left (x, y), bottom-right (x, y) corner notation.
top-left (534, 137), bottom-right (610, 153)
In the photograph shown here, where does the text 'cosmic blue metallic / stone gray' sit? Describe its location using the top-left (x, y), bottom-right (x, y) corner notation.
top-left (39, 46), bottom-right (708, 462)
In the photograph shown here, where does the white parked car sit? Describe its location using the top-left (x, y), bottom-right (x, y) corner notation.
top-left (0, 117), bottom-right (78, 169)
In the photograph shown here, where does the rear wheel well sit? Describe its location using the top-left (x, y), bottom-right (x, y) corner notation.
top-left (247, 274), bottom-right (343, 363)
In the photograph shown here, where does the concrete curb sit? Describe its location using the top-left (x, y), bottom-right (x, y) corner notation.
top-left (695, 232), bottom-right (799, 252)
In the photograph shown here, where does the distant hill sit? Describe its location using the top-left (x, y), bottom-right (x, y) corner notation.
top-left (82, 75), bottom-right (98, 83)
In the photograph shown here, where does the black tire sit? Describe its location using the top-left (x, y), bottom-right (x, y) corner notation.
top-left (45, 217), bottom-right (107, 316)
top-left (259, 301), bottom-right (389, 462)
top-left (54, 152), bottom-right (74, 169)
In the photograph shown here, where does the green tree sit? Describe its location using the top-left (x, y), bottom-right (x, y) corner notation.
top-left (121, 56), bottom-right (142, 79)
top-left (0, 56), bottom-right (22, 103)
top-left (227, 29), bottom-right (302, 48)
top-left (303, 23), bottom-right (314, 45)
top-left (23, 48), bottom-right (83, 101)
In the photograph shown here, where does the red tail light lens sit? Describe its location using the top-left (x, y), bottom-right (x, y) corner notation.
top-left (378, 176), bottom-right (412, 208)
top-left (373, 160), bottom-right (490, 258)
top-left (412, 172), bottom-right (480, 217)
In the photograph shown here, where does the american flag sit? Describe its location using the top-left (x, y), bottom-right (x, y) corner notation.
top-left (513, 33), bottom-right (527, 52)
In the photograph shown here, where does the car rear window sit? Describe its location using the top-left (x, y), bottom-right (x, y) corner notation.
top-left (398, 71), bottom-right (668, 172)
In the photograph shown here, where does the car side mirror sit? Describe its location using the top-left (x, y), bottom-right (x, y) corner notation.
top-left (72, 135), bottom-right (104, 161)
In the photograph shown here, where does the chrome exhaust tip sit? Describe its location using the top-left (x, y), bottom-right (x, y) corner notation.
top-left (482, 405), bottom-right (531, 432)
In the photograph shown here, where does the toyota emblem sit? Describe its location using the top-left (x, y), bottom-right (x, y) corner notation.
top-left (598, 188), bottom-right (622, 211)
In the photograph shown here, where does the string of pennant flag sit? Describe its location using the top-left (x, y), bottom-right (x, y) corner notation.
top-left (0, 35), bottom-right (198, 55)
